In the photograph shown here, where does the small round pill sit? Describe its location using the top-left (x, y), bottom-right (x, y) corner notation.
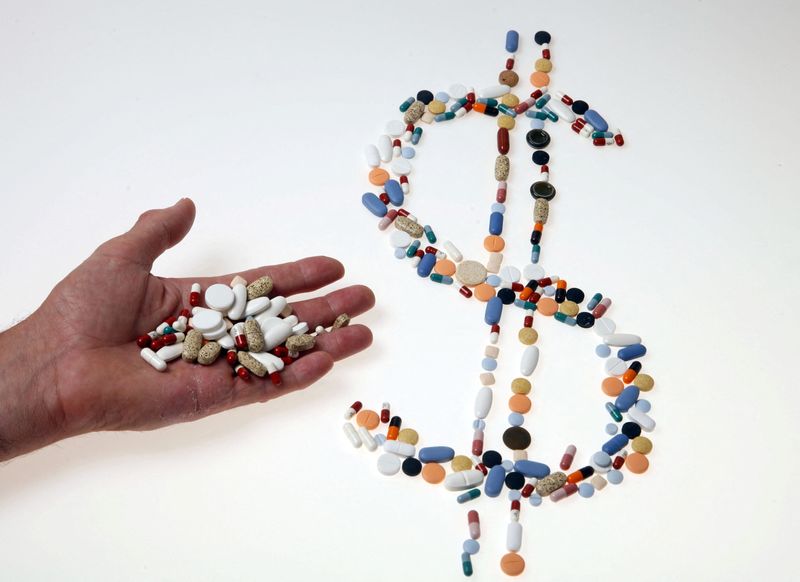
top-left (497, 288), bottom-right (516, 305)
top-left (536, 297), bottom-right (558, 316)
top-left (534, 30), bottom-right (551, 44)
top-left (534, 57), bottom-right (552, 72)
top-left (508, 490), bottom-right (522, 501)
top-left (368, 168), bottom-right (390, 185)
top-left (355, 409), bottom-right (380, 430)
top-left (602, 377), bottom-right (624, 396)
top-left (596, 344), bottom-right (611, 357)
top-left (434, 91), bottom-right (450, 102)
top-left (531, 150), bottom-right (550, 165)
top-left (463, 539), bottom-right (480, 555)
top-left (402, 457), bottom-right (422, 477)
top-left (501, 459), bottom-right (514, 472)
top-left (497, 115), bottom-right (515, 129)
top-left (607, 470), bottom-right (624, 485)
top-left (559, 300), bottom-right (579, 317)
top-left (636, 399), bottom-right (652, 413)
top-left (508, 394), bottom-right (531, 414)
top-left (481, 357), bottom-right (498, 371)
top-left (434, 259), bottom-right (457, 276)
top-left (427, 100), bottom-right (446, 114)
top-left (416, 89), bottom-right (434, 104)
top-left (482, 450), bottom-right (502, 468)
top-left (500, 553), bottom-right (526, 576)
top-left (605, 423), bottom-right (618, 435)
top-left (505, 472), bottom-right (525, 490)
top-left (518, 328), bottom-right (538, 345)
top-left (634, 373), bottom-right (655, 391)
top-left (530, 71), bottom-right (550, 87)
top-left (621, 422), bottom-right (642, 439)
top-left (498, 70), bottom-right (519, 87)
top-left (421, 462), bottom-right (445, 484)
top-left (508, 412), bottom-right (525, 427)
top-left (632, 436), bottom-right (653, 454)
top-left (377, 453), bottom-right (401, 476)
top-left (577, 312), bottom-right (596, 328)
top-left (529, 493), bottom-right (542, 507)
top-left (592, 451), bottom-right (612, 468)
top-left (565, 288), bottom-right (585, 303)
top-left (578, 483), bottom-right (595, 498)
top-left (500, 93), bottom-right (519, 107)
top-left (511, 378), bottom-right (532, 394)
top-left (626, 452), bottom-right (650, 474)
top-left (398, 428), bottom-right (419, 445)
top-left (571, 100), bottom-right (589, 115)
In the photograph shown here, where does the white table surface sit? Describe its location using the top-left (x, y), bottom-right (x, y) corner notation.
top-left (1, 1), bottom-right (797, 580)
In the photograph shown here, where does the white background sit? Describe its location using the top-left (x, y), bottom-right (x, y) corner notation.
top-left (1, 1), bottom-right (798, 580)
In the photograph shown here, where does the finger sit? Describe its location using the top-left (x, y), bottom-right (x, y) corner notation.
top-left (290, 285), bottom-right (375, 329)
top-left (173, 256), bottom-right (345, 298)
top-left (311, 324), bottom-right (373, 362)
top-left (96, 198), bottom-right (196, 268)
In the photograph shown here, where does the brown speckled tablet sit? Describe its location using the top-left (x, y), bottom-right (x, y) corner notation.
top-left (394, 216), bottom-right (424, 238)
top-left (535, 471), bottom-right (567, 496)
top-left (332, 314), bottom-right (350, 329)
top-left (197, 341), bottom-right (221, 365)
top-left (246, 276), bottom-right (273, 300)
top-left (244, 319), bottom-right (265, 352)
top-left (237, 351), bottom-right (267, 377)
top-left (285, 333), bottom-right (315, 351)
top-left (494, 155), bottom-right (509, 181)
top-left (181, 329), bottom-right (203, 362)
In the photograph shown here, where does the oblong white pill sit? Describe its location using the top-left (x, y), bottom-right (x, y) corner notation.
top-left (377, 453), bottom-right (401, 476)
top-left (140, 347), bottom-right (167, 371)
top-left (474, 387), bottom-right (493, 419)
top-left (244, 297), bottom-right (270, 317)
top-left (364, 144), bottom-right (380, 167)
top-left (377, 134), bottom-right (392, 162)
top-left (358, 427), bottom-right (377, 451)
top-left (443, 240), bottom-right (463, 263)
top-left (603, 333), bottom-right (642, 347)
top-left (343, 423), bottom-right (361, 448)
top-left (156, 343), bottom-right (184, 362)
top-left (506, 522), bottom-right (523, 552)
top-left (391, 158), bottom-right (412, 176)
top-left (545, 98), bottom-right (577, 122)
top-left (628, 406), bottom-right (656, 432)
top-left (205, 283), bottom-right (235, 312)
top-left (247, 350), bottom-right (284, 371)
top-left (444, 470), bottom-right (485, 491)
top-left (520, 345), bottom-right (540, 376)
top-left (263, 321), bottom-right (293, 350)
top-left (479, 84), bottom-right (510, 98)
top-left (291, 322), bottom-right (309, 335)
top-left (227, 283), bottom-right (248, 320)
top-left (389, 230), bottom-right (412, 248)
top-left (383, 439), bottom-right (415, 458)
top-left (203, 321), bottom-right (228, 340)
top-left (256, 296), bottom-right (287, 321)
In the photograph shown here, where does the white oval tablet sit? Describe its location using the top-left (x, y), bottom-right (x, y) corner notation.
top-left (593, 317), bottom-right (616, 336)
top-left (364, 144), bottom-right (380, 167)
top-left (191, 308), bottom-right (223, 332)
top-left (506, 522), bottom-right (522, 552)
top-left (377, 134), bottom-right (392, 162)
top-left (257, 296), bottom-right (287, 320)
top-left (203, 322), bottom-right (228, 341)
top-left (385, 119), bottom-right (405, 137)
top-left (545, 98), bottom-right (577, 122)
top-left (244, 296), bottom-right (270, 317)
top-left (520, 345), bottom-right (540, 376)
top-left (474, 387), bottom-right (493, 419)
top-left (479, 84), bottom-right (510, 98)
top-left (205, 284), bottom-right (235, 312)
top-left (522, 263), bottom-right (545, 282)
top-left (217, 334), bottom-right (234, 350)
top-left (383, 439), bottom-right (415, 458)
top-left (391, 158), bottom-right (412, 176)
top-left (628, 406), bottom-right (656, 432)
top-left (499, 265), bottom-right (521, 283)
top-left (156, 343), bottom-right (184, 362)
top-left (263, 321), bottom-right (294, 350)
top-left (227, 283), bottom-right (248, 320)
top-left (444, 470), bottom-right (485, 491)
top-left (377, 453), bottom-right (401, 476)
top-left (247, 350), bottom-right (284, 371)
top-left (389, 230), bottom-right (412, 248)
top-left (602, 333), bottom-right (642, 347)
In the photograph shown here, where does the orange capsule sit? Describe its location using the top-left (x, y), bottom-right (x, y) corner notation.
top-left (387, 416), bottom-right (402, 440)
top-left (473, 102), bottom-right (487, 113)
top-left (623, 361), bottom-right (642, 384)
top-left (567, 466), bottom-right (594, 484)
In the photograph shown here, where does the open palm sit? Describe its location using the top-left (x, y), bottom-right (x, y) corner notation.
top-left (34, 198), bottom-right (374, 437)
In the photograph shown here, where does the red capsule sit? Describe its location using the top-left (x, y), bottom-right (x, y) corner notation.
top-left (281, 356), bottom-right (294, 365)
top-left (379, 192), bottom-right (390, 204)
top-left (166, 316), bottom-right (177, 326)
top-left (235, 365), bottom-right (251, 380)
top-left (542, 48), bottom-right (550, 59)
top-left (161, 333), bottom-right (178, 346)
top-left (273, 346), bottom-right (289, 357)
top-left (593, 137), bottom-right (614, 146)
top-left (592, 298), bottom-right (612, 318)
top-left (511, 499), bottom-right (521, 511)
top-left (521, 483), bottom-right (534, 498)
top-left (425, 246), bottom-right (439, 255)
top-left (405, 123), bottom-right (414, 133)
top-left (514, 98), bottom-right (534, 114)
top-left (490, 324), bottom-right (500, 334)
top-left (226, 350), bottom-right (238, 366)
top-left (463, 101), bottom-right (473, 112)
top-left (180, 308), bottom-right (191, 318)
top-left (496, 186), bottom-right (507, 203)
top-left (613, 455), bottom-right (626, 470)
top-left (528, 292), bottom-right (541, 303)
top-left (523, 315), bottom-right (533, 328)
top-left (232, 324), bottom-right (248, 350)
top-left (571, 122), bottom-right (584, 134)
top-left (150, 338), bottom-right (164, 351)
top-left (530, 89), bottom-right (543, 99)
top-left (399, 175), bottom-right (409, 185)
top-left (475, 463), bottom-right (488, 476)
top-left (136, 334), bottom-right (152, 348)
top-left (466, 91), bottom-right (476, 103)
top-left (505, 57), bottom-right (514, 70)
top-left (615, 133), bottom-right (625, 146)
top-left (538, 277), bottom-right (553, 287)
top-left (574, 117), bottom-right (586, 128)
top-left (189, 292), bottom-right (201, 307)
top-left (511, 282), bottom-right (524, 292)
top-left (560, 445), bottom-right (577, 470)
top-left (380, 403), bottom-right (390, 423)
top-left (497, 127), bottom-right (510, 154)
top-left (472, 429), bottom-right (484, 456)
top-left (270, 372), bottom-right (282, 386)
top-left (540, 164), bottom-right (549, 174)
top-left (414, 249), bottom-right (424, 258)
top-left (459, 286), bottom-right (473, 298)
top-left (397, 208), bottom-right (410, 217)
top-left (561, 93), bottom-right (574, 105)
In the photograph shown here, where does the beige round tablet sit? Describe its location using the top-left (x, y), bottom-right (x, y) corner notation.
top-left (518, 327), bottom-right (538, 345)
top-left (559, 300), bottom-right (579, 317)
top-left (355, 409), bottom-right (380, 430)
top-left (422, 463), bottom-right (445, 484)
top-left (427, 100), bottom-right (446, 114)
top-left (535, 58), bottom-right (552, 72)
top-left (511, 378), bottom-right (531, 394)
top-left (451, 455), bottom-right (472, 472)
top-left (500, 93), bottom-right (519, 107)
top-left (500, 552), bottom-right (525, 576)
top-left (497, 115), bottom-right (515, 129)
top-left (397, 428), bottom-right (419, 445)
top-left (634, 373), bottom-right (655, 391)
top-left (456, 260), bottom-right (488, 287)
top-left (632, 436), bottom-right (653, 454)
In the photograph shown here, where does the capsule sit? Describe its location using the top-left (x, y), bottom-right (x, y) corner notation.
top-left (613, 452), bottom-right (627, 469)
top-left (497, 127), bottom-right (510, 154)
top-left (234, 364), bottom-right (251, 380)
top-left (344, 401), bottom-right (363, 420)
top-left (189, 282), bottom-right (201, 307)
top-left (343, 422), bottom-right (361, 447)
top-left (468, 510), bottom-right (481, 539)
top-left (587, 292), bottom-right (603, 310)
top-left (461, 552), bottom-right (473, 577)
top-left (606, 402), bottom-right (623, 421)
top-left (411, 126), bottom-right (423, 145)
top-left (614, 132), bottom-right (625, 146)
top-left (514, 97), bottom-right (536, 114)
top-left (136, 334), bottom-right (152, 348)
top-left (380, 402), bottom-right (390, 423)
top-left (602, 434), bottom-right (629, 456)
top-left (459, 286), bottom-right (473, 299)
top-left (593, 137), bottom-right (615, 146)
top-left (405, 240), bottom-right (421, 258)
top-left (560, 445), bottom-right (576, 470)
top-left (530, 223), bottom-right (543, 245)
top-left (457, 488), bottom-right (482, 504)
top-left (232, 323), bottom-right (248, 350)
top-left (387, 415), bottom-right (402, 440)
top-left (497, 104), bottom-right (516, 117)
top-left (531, 244), bottom-right (540, 263)
top-left (472, 429), bottom-right (485, 456)
top-left (392, 138), bottom-right (402, 157)
top-left (623, 361), bottom-right (642, 384)
top-left (225, 350), bottom-right (238, 366)
top-left (423, 224), bottom-right (437, 244)
top-left (431, 273), bottom-right (454, 284)
top-left (269, 371), bottom-right (282, 386)
top-left (521, 483), bottom-right (534, 498)
top-left (505, 57), bottom-right (514, 70)
top-left (399, 96), bottom-right (414, 112)
top-left (567, 466), bottom-right (595, 484)
top-left (592, 297), bottom-right (612, 318)
top-left (551, 482), bottom-right (578, 502)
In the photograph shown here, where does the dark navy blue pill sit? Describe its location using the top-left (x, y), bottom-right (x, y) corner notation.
top-left (497, 288), bottom-right (516, 305)
top-left (530, 181), bottom-right (556, 200)
top-left (505, 471), bottom-right (525, 490)
top-left (576, 312), bottom-right (595, 328)
top-left (566, 288), bottom-right (585, 304)
top-left (402, 457), bottom-right (422, 476)
top-left (416, 90), bottom-right (434, 104)
top-left (482, 450), bottom-right (502, 468)
top-left (531, 151), bottom-right (550, 165)
top-left (621, 422), bottom-right (642, 439)
top-left (534, 30), bottom-right (551, 45)
top-left (571, 100), bottom-right (589, 115)
top-left (526, 129), bottom-right (551, 149)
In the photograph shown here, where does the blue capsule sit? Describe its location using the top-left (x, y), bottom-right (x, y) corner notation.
top-left (615, 386), bottom-right (640, 412)
top-left (534, 94), bottom-right (551, 109)
top-left (435, 112), bottom-right (455, 122)
top-left (602, 434), bottom-right (629, 456)
top-left (584, 109), bottom-right (609, 132)
top-left (399, 96), bottom-right (414, 112)
top-left (484, 464), bottom-right (506, 498)
top-left (489, 211), bottom-right (504, 235)
top-left (484, 296), bottom-right (503, 325)
top-left (587, 292), bottom-right (603, 310)
top-left (423, 224), bottom-right (437, 243)
top-left (457, 489), bottom-right (481, 504)
top-left (531, 244), bottom-right (541, 263)
top-left (505, 30), bottom-right (519, 53)
top-left (384, 179), bottom-right (404, 206)
top-left (361, 192), bottom-right (387, 217)
top-left (618, 343), bottom-right (647, 361)
top-left (417, 252), bottom-right (436, 278)
top-left (411, 127), bottom-right (423, 145)
top-left (430, 273), bottom-right (453, 284)
top-left (419, 446), bottom-right (455, 463)
top-left (525, 110), bottom-right (548, 120)
top-left (513, 460), bottom-right (551, 479)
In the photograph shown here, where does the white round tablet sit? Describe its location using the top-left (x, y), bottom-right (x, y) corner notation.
top-left (449, 83), bottom-right (468, 99)
top-left (391, 158), bottom-right (412, 176)
top-left (389, 230), bottom-right (412, 248)
top-left (593, 317), bottom-right (617, 336)
top-left (385, 119), bottom-right (405, 137)
top-left (205, 284), bottom-right (235, 311)
top-left (604, 357), bottom-right (628, 376)
top-left (500, 265), bottom-right (521, 283)
top-left (522, 263), bottom-right (545, 281)
top-left (191, 308), bottom-right (223, 332)
top-left (377, 453), bottom-right (401, 476)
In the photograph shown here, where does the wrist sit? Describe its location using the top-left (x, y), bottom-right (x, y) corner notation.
top-left (0, 311), bottom-right (67, 461)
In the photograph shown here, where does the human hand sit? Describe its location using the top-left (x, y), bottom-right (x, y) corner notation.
top-left (0, 198), bottom-right (374, 461)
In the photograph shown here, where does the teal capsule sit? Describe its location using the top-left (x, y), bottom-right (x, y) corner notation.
top-left (435, 112), bottom-right (455, 122)
top-left (431, 273), bottom-right (454, 285)
top-left (531, 244), bottom-right (541, 263)
top-left (162, 326), bottom-right (176, 334)
top-left (450, 97), bottom-right (468, 112)
top-left (534, 94), bottom-right (551, 108)
top-left (542, 108), bottom-right (558, 122)
top-left (405, 240), bottom-right (421, 258)
top-left (399, 96), bottom-right (414, 112)
top-left (477, 97), bottom-right (498, 106)
top-left (587, 293), bottom-right (603, 310)
top-left (525, 110), bottom-right (548, 120)
top-left (497, 104), bottom-right (517, 117)
top-left (423, 224), bottom-right (437, 243)
top-left (592, 131), bottom-right (613, 139)
top-left (457, 488), bottom-right (481, 504)
top-left (554, 312), bottom-right (577, 326)
top-left (461, 552), bottom-right (473, 577)
top-left (605, 402), bottom-right (623, 422)
top-left (522, 301), bottom-right (537, 311)
top-left (411, 126), bottom-right (423, 145)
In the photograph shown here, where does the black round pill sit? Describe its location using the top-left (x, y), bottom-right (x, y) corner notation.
top-left (482, 450), bottom-right (502, 468)
top-left (534, 31), bottom-right (551, 45)
top-left (526, 129), bottom-right (551, 149)
top-left (402, 457), bottom-right (422, 476)
top-left (531, 151), bottom-right (550, 165)
top-left (505, 471), bottom-right (525, 490)
top-left (571, 100), bottom-right (589, 115)
top-left (621, 422), bottom-right (642, 439)
top-left (576, 312), bottom-right (595, 328)
top-left (502, 426), bottom-right (531, 450)
top-left (416, 90), bottom-right (434, 104)
top-left (565, 287), bottom-right (585, 304)
top-left (530, 181), bottom-right (556, 200)
top-left (498, 288), bottom-right (516, 305)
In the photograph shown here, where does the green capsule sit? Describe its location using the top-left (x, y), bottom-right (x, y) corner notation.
top-left (605, 402), bottom-right (623, 422)
top-left (535, 96), bottom-right (550, 108)
top-left (497, 104), bottom-right (517, 117)
top-left (543, 108), bottom-right (558, 122)
top-left (430, 273), bottom-right (453, 285)
top-left (456, 488), bottom-right (481, 504)
top-left (523, 301), bottom-right (537, 311)
top-left (477, 97), bottom-right (498, 107)
top-left (399, 96), bottom-right (414, 112)
top-left (461, 552), bottom-right (473, 577)
top-left (592, 130), bottom-right (613, 139)
top-left (423, 224), bottom-right (437, 243)
top-left (405, 240), bottom-right (420, 258)
top-left (411, 126), bottom-right (423, 145)
top-left (435, 112), bottom-right (455, 122)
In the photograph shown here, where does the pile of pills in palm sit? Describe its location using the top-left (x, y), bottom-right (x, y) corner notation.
top-left (350, 30), bottom-right (654, 577)
top-left (136, 274), bottom-right (350, 383)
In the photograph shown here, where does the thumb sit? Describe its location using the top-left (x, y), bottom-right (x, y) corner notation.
top-left (98, 198), bottom-right (196, 268)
